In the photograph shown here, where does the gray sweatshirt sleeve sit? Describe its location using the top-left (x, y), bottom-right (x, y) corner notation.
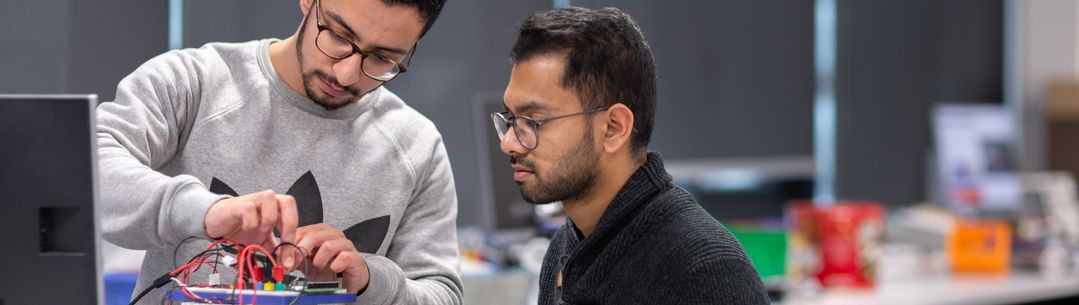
top-left (96, 51), bottom-right (227, 250)
top-left (356, 134), bottom-right (463, 305)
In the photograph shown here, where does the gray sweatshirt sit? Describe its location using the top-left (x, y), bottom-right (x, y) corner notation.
top-left (96, 39), bottom-right (462, 305)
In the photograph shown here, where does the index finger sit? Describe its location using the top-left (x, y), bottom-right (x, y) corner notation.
top-left (275, 194), bottom-right (299, 244)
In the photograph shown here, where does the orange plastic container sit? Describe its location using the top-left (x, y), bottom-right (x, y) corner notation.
top-left (948, 219), bottom-right (1012, 274)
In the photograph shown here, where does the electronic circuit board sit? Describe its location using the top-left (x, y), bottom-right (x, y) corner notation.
top-left (165, 287), bottom-right (356, 305)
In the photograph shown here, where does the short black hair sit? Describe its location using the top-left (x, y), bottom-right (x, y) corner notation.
top-left (511, 6), bottom-right (657, 155)
top-left (383, 0), bottom-right (447, 36)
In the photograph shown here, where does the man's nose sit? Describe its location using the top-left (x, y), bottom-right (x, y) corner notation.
top-left (500, 126), bottom-right (527, 156)
top-left (333, 53), bottom-right (363, 86)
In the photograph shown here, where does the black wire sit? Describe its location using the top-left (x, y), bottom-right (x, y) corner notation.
top-left (176, 247), bottom-right (227, 281)
top-left (187, 248), bottom-right (227, 284)
top-left (159, 280), bottom-right (172, 305)
top-left (273, 242), bottom-right (312, 305)
top-left (128, 274), bottom-right (172, 305)
top-left (173, 238), bottom-right (237, 277)
top-left (171, 236), bottom-right (198, 271)
top-left (164, 237), bottom-right (200, 305)
top-left (136, 236), bottom-right (196, 305)
top-left (163, 239), bottom-right (235, 304)
top-left (272, 242), bottom-right (312, 282)
top-left (128, 286), bottom-right (154, 305)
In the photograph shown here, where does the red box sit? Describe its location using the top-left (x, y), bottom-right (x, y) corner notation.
top-left (787, 201), bottom-right (885, 289)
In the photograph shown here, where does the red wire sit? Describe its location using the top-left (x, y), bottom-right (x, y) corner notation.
top-left (176, 252), bottom-right (228, 304)
top-left (180, 286), bottom-right (201, 302)
top-left (170, 239), bottom-right (238, 276)
top-left (168, 239), bottom-right (287, 305)
top-left (236, 246), bottom-right (250, 305)
top-left (235, 243), bottom-right (282, 305)
top-left (167, 239), bottom-right (242, 304)
top-left (251, 283), bottom-right (259, 305)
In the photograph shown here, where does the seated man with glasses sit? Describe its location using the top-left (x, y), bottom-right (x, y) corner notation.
top-left (495, 7), bottom-right (769, 304)
top-left (96, 0), bottom-right (461, 304)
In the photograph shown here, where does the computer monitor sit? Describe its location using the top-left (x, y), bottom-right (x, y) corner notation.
top-left (472, 92), bottom-right (542, 241)
top-left (932, 103), bottom-right (1022, 214)
top-left (666, 156), bottom-right (815, 221)
top-left (0, 95), bottom-right (103, 305)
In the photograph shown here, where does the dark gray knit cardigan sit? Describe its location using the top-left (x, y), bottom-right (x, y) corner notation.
top-left (538, 152), bottom-right (770, 305)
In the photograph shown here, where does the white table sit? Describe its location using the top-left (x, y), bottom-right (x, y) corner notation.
top-left (782, 273), bottom-right (1079, 305)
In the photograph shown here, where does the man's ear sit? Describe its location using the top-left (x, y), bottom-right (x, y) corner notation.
top-left (602, 103), bottom-right (635, 154)
top-left (300, 0), bottom-right (314, 17)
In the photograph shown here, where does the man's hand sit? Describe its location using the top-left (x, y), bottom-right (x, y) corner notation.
top-left (294, 223), bottom-right (370, 294)
top-left (204, 190), bottom-right (299, 267)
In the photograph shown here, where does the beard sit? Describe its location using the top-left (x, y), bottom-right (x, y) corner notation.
top-left (302, 70), bottom-right (364, 109)
top-left (514, 129), bottom-right (600, 204)
top-left (295, 23), bottom-right (371, 110)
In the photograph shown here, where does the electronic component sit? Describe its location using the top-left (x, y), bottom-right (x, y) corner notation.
top-left (127, 239), bottom-right (347, 305)
top-left (302, 280), bottom-right (343, 294)
top-left (221, 254), bottom-right (237, 267)
top-left (165, 287), bottom-right (354, 305)
top-left (305, 281), bottom-right (341, 290)
top-left (208, 273), bottom-right (222, 286)
top-left (273, 266), bottom-right (286, 282)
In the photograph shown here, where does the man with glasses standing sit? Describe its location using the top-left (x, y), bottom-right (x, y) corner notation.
top-left (97, 0), bottom-right (461, 304)
top-left (495, 7), bottom-right (769, 304)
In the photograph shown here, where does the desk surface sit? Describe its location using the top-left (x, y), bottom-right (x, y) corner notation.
top-left (782, 273), bottom-right (1079, 305)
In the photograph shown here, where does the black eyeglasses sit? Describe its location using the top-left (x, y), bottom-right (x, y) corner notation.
top-left (312, 0), bottom-right (417, 82)
top-left (491, 108), bottom-right (607, 150)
